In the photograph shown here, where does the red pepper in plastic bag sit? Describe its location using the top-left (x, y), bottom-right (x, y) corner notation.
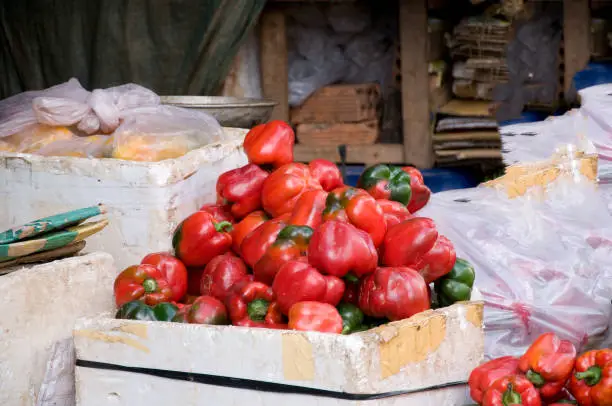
top-left (381, 217), bottom-right (456, 283)
top-left (261, 163), bottom-right (322, 217)
top-left (288, 301), bottom-right (343, 334)
top-left (308, 220), bottom-right (378, 279)
top-left (322, 186), bottom-right (386, 247)
top-left (568, 349), bottom-right (612, 406)
top-left (272, 260), bottom-right (345, 315)
top-left (216, 163), bottom-right (269, 219)
top-left (358, 267), bottom-right (430, 321)
top-left (173, 211), bottom-right (233, 268)
top-left (401, 166), bottom-right (431, 214)
top-left (308, 159), bottom-right (344, 192)
top-left (519, 333), bottom-right (577, 399)
top-left (469, 356), bottom-right (521, 404)
top-left (483, 374), bottom-right (542, 406)
top-left (243, 120), bottom-right (295, 168)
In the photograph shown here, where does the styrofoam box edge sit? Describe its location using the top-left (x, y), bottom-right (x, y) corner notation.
top-left (74, 301), bottom-right (484, 395)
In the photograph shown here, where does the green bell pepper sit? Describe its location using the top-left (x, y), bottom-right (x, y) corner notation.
top-left (434, 258), bottom-right (475, 307)
top-left (115, 300), bottom-right (178, 322)
top-left (337, 302), bottom-right (365, 334)
top-left (357, 164), bottom-right (412, 205)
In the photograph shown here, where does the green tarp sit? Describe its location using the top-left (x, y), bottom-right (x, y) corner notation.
top-left (0, 0), bottom-right (266, 98)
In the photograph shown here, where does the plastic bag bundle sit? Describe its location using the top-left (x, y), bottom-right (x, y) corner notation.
top-left (0, 78), bottom-right (225, 161)
top-left (421, 151), bottom-right (612, 359)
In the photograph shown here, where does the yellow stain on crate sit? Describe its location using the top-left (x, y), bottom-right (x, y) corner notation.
top-left (116, 323), bottom-right (149, 339)
top-left (282, 333), bottom-right (315, 381)
top-left (379, 314), bottom-right (447, 379)
top-left (74, 329), bottom-right (150, 353)
top-left (465, 302), bottom-right (484, 328)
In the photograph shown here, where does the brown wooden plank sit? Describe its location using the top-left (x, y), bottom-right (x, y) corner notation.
top-left (260, 9), bottom-right (289, 121)
top-left (563, 0), bottom-right (590, 103)
top-left (294, 144), bottom-right (404, 166)
top-left (399, 0), bottom-right (433, 168)
top-left (296, 120), bottom-right (379, 146)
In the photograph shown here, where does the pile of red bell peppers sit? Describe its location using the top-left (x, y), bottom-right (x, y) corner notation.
top-left (468, 332), bottom-right (611, 406)
top-left (112, 120), bottom-right (476, 334)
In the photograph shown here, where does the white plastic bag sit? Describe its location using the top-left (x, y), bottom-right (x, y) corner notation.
top-left (421, 155), bottom-right (612, 359)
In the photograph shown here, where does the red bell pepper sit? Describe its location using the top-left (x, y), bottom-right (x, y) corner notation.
top-left (483, 375), bottom-right (542, 406)
top-left (288, 301), bottom-right (343, 334)
top-left (243, 120), bottom-right (295, 168)
top-left (261, 163), bottom-right (322, 217)
top-left (308, 159), bottom-right (344, 191)
top-left (272, 260), bottom-right (345, 315)
top-left (216, 163), bottom-right (269, 219)
top-left (381, 217), bottom-right (456, 283)
top-left (322, 186), bottom-right (386, 247)
top-left (226, 280), bottom-right (287, 328)
top-left (308, 220), bottom-right (378, 279)
top-left (172, 211), bottom-right (233, 268)
top-left (342, 279), bottom-right (360, 305)
top-left (568, 349), bottom-right (612, 406)
top-left (199, 204), bottom-right (234, 224)
top-left (358, 267), bottom-right (430, 321)
top-left (140, 253), bottom-right (188, 302)
top-left (186, 295), bottom-right (229, 325)
top-left (114, 264), bottom-right (174, 307)
top-left (519, 333), bottom-right (577, 399)
top-left (199, 253), bottom-right (250, 302)
top-left (377, 199), bottom-right (412, 228)
top-left (288, 189), bottom-right (328, 229)
top-left (230, 210), bottom-right (269, 255)
top-left (402, 166), bottom-right (431, 213)
top-left (254, 225), bottom-right (313, 285)
top-left (240, 215), bottom-right (289, 267)
top-left (172, 303), bottom-right (191, 323)
top-left (469, 356), bottom-right (521, 403)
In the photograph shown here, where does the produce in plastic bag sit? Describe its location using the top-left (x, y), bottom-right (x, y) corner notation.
top-left (111, 105), bottom-right (225, 162)
top-left (4, 125), bottom-right (76, 154)
top-left (420, 150), bottom-right (612, 359)
top-left (35, 135), bottom-right (113, 158)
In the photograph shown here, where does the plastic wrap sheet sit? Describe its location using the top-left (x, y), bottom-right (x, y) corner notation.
top-left (420, 151), bottom-right (612, 359)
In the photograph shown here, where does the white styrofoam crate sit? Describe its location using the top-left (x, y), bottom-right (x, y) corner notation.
top-left (0, 252), bottom-right (117, 406)
top-left (0, 128), bottom-right (248, 270)
top-left (74, 302), bottom-right (484, 406)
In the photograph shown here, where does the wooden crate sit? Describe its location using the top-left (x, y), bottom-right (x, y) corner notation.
top-left (296, 120), bottom-right (379, 146)
top-left (290, 84), bottom-right (380, 124)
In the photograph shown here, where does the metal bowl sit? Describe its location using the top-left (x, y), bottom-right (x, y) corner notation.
top-left (160, 96), bottom-right (277, 129)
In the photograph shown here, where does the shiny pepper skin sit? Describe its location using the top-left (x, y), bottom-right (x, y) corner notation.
top-left (243, 120), bottom-right (295, 168)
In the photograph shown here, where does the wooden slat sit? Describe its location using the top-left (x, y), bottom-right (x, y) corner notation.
top-left (294, 144), bottom-right (404, 166)
top-left (563, 0), bottom-right (590, 103)
top-left (260, 10), bottom-right (289, 121)
top-left (399, 0), bottom-right (433, 168)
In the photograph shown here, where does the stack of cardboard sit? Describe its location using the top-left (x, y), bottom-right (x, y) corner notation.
top-left (433, 99), bottom-right (502, 166)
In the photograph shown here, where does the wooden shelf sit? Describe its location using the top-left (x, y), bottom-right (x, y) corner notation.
top-left (294, 144), bottom-right (405, 166)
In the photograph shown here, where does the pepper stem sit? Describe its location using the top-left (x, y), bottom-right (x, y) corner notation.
top-left (502, 383), bottom-right (522, 405)
top-left (142, 278), bottom-right (158, 293)
top-left (341, 325), bottom-right (351, 335)
top-left (526, 369), bottom-right (545, 388)
top-left (215, 221), bottom-right (233, 233)
top-left (344, 273), bottom-right (360, 284)
top-left (247, 299), bottom-right (269, 322)
top-left (575, 366), bottom-right (602, 386)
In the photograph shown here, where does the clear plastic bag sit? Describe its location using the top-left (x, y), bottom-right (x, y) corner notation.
top-left (111, 105), bottom-right (225, 162)
top-left (0, 78), bottom-right (225, 161)
top-left (421, 152), bottom-right (612, 359)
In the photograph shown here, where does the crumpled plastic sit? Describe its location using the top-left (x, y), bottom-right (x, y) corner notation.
top-left (0, 78), bottom-right (226, 161)
top-left (421, 150), bottom-right (612, 359)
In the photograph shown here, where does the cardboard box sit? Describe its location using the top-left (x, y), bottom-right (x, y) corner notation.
top-left (0, 252), bottom-right (117, 406)
top-left (0, 128), bottom-right (248, 270)
top-left (291, 84), bottom-right (380, 125)
top-left (74, 301), bottom-right (484, 405)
